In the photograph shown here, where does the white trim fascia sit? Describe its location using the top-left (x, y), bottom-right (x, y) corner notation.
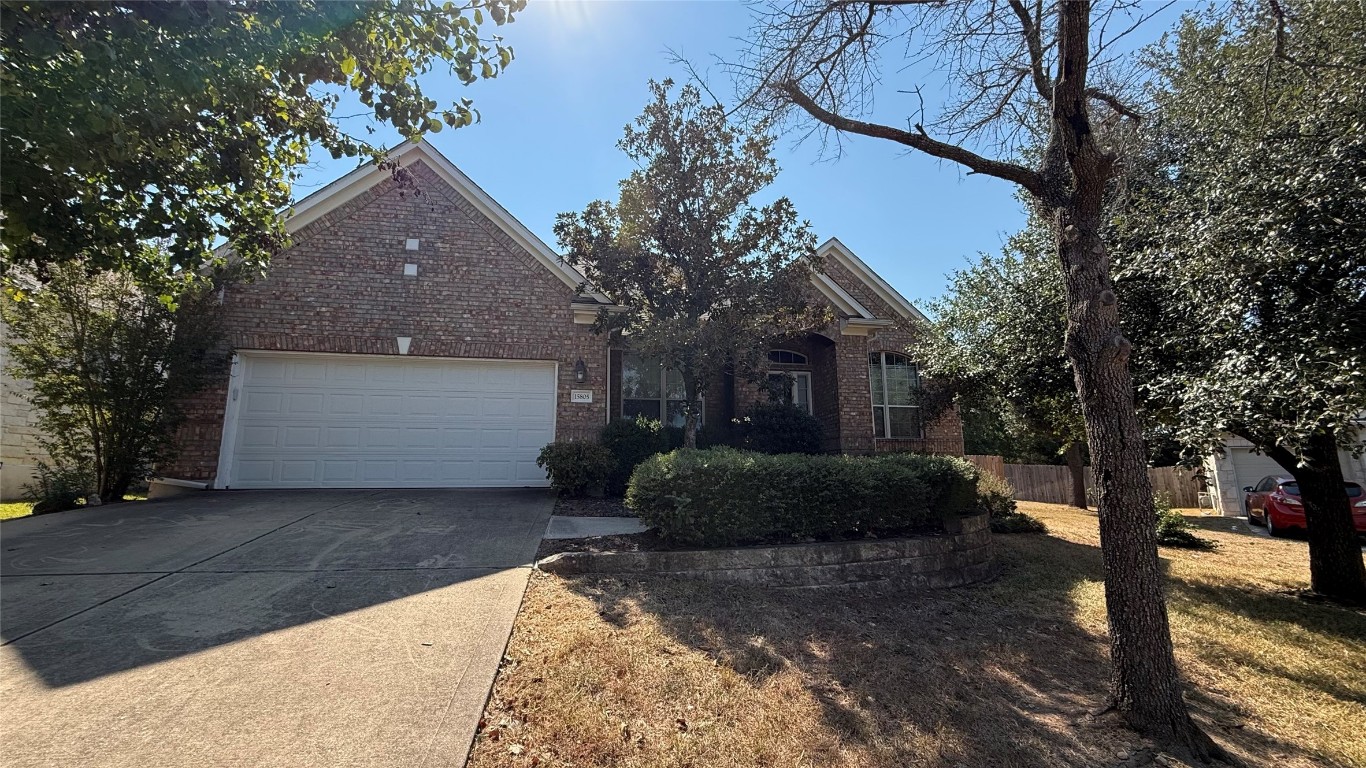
top-left (811, 272), bottom-right (876, 320)
top-left (818, 237), bottom-right (929, 323)
top-left (552, 361), bottom-right (561, 447)
top-left (232, 348), bottom-right (563, 365)
top-left (572, 301), bottom-right (630, 325)
top-left (214, 354), bottom-right (244, 489)
top-left (840, 317), bottom-right (894, 336)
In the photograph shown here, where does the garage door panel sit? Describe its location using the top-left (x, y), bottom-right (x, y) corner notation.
top-left (325, 427), bottom-right (360, 448)
top-left (369, 395), bottom-right (403, 415)
top-left (227, 354), bottom-right (555, 489)
top-left (517, 427), bottom-right (554, 448)
top-left (366, 427), bottom-right (401, 448)
top-left (1231, 449), bottom-right (1284, 492)
top-left (519, 398), bottom-right (554, 419)
top-left (332, 363), bottom-right (367, 384)
top-left (442, 427), bottom-right (479, 450)
top-left (286, 392), bottom-right (324, 414)
top-left (327, 394), bottom-right (364, 416)
top-left (244, 391), bottom-right (283, 416)
top-left (404, 395), bottom-right (443, 417)
top-left (440, 460), bottom-right (478, 482)
top-left (247, 359), bottom-right (287, 384)
top-left (322, 460), bottom-right (358, 482)
top-left (280, 460), bottom-right (318, 482)
top-left (235, 460), bottom-right (276, 483)
top-left (239, 426), bottom-right (279, 448)
top-left (292, 361), bottom-right (328, 383)
top-left (482, 428), bottom-right (515, 449)
top-left (281, 426), bottom-right (321, 448)
top-left (403, 428), bottom-right (440, 450)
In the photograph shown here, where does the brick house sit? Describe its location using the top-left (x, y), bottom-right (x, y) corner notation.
top-left (161, 141), bottom-right (961, 489)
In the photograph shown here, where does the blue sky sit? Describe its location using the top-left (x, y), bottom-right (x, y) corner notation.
top-left (296, 1), bottom-right (1185, 311)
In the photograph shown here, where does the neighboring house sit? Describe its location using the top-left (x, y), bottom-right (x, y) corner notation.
top-left (1, 319), bottom-right (47, 500)
top-left (1203, 428), bottom-right (1366, 516)
top-left (143, 140), bottom-right (957, 489)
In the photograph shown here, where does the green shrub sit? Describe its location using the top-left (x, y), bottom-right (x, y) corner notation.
top-left (625, 447), bottom-right (980, 547)
top-left (1154, 492), bottom-right (1215, 549)
top-left (696, 421), bottom-right (736, 449)
top-left (975, 472), bottom-right (1048, 533)
top-left (976, 471), bottom-right (1017, 517)
top-left (881, 453), bottom-right (981, 518)
top-left (736, 402), bottom-right (823, 455)
top-left (600, 417), bottom-right (670, 496)
top-left (25, 460), bottom-right (95, 514)
top-left (536, 441), bottom-right (614, 498)
top-left (991, 512), bottom-right (1048, 534)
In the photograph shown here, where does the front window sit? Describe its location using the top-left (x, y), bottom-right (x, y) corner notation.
top-left (869, 352), bottom-right (922, 439)
top-left (767, 371), bottom-right (813, 414)
top-left (621, 352), bottom-right (691, 428)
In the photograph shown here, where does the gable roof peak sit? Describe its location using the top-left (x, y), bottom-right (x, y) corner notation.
top-left (816, 237), bottom-right (927, 323)
top-left (286, 140), bottom-right (611, 304)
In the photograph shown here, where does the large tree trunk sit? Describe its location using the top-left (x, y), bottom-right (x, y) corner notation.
top-left (1054, 210), bottom-right (1212, 752)
top-left (1268, 431), bottom-right (1366, 603)
top-left (1065, 440), bottom-right (1088, 509)
top-left (1053, 207), bottom-right (1219, 760)
top-left (1044, 3), bottom-right (1219, 759)
top-left (681, 373), bottom-right (702, 450)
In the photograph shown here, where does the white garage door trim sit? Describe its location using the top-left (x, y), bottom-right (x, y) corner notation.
top-left (216, 351), bottom-right (556, 489)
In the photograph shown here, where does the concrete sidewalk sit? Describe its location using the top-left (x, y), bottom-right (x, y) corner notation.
top-left (543, 515), bottom-right (651, 539)
top-left (1, 488), bottom-right (553, 768)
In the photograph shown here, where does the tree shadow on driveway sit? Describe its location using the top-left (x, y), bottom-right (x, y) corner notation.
top-left (1, 488), bottom-right (552, 688)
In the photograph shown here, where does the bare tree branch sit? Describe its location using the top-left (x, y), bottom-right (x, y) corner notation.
top-left (779, 79), bottom-right (1045, 194)
top-left (1086, 87), bottom-right (1142, 121)
top-left (1008, 0), bottom-right (1053, 99)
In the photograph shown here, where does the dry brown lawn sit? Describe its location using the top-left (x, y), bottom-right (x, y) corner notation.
top-left (469, 502), bottom-right (1366, 768)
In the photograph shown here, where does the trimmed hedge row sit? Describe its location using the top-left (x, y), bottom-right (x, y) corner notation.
top-left (626, 447), bottom-right (983, 547)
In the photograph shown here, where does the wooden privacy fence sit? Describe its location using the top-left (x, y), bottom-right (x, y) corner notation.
top-left (964, 455), bottom-right (1201, 508)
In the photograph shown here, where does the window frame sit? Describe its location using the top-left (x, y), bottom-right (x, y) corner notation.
top-left (767, 370), bottom-right (813, 415)
top-left (620, 352), bottom-right (700, 428)
top-left (869, 351), bottom-right (923, 440)
top-left (767, 349), bottom-right (809, 365)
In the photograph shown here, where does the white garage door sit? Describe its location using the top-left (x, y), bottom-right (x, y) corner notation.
top-left (220, 353), bottom-right (556, 489)
top-left (1230, 446), bottom-right (1365, 489)
top-left (1230, 448), bottom-right (1287, 493)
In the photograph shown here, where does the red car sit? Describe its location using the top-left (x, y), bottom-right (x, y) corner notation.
top-left (1243, 476), bottom-right (1366, 537)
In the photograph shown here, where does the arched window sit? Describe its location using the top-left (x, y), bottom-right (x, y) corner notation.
top-left (868, 352), bottom-right (922, 439)
top-left (767, 349), bottom-right (808, 365)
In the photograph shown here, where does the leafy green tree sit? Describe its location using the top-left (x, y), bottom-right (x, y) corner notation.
top-left (914, 226), bottom-right (1090, 507)
top-left (1, 0), bottom-right (522, 279)
top-left (555, 80), bottom-right (827, 449)
top-left (1127, 1), bottom-right (1366, 602)
top-left (2, 261), bottom-right (228, 502)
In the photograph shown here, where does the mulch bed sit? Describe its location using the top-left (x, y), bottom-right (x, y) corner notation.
top-left (551, 497), bottom-right (634, 517)
top-left (536, 529), bottom-right (665, 560)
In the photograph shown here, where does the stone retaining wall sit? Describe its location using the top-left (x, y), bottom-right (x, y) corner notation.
top-left (538, 513), bottom-right (995, 588)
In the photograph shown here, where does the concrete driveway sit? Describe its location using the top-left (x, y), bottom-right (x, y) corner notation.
top-left (0, 489), bottom-right (553, 768)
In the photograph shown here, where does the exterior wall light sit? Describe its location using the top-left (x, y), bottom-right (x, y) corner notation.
top-left (574, 358), bottom-right (588, 383)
